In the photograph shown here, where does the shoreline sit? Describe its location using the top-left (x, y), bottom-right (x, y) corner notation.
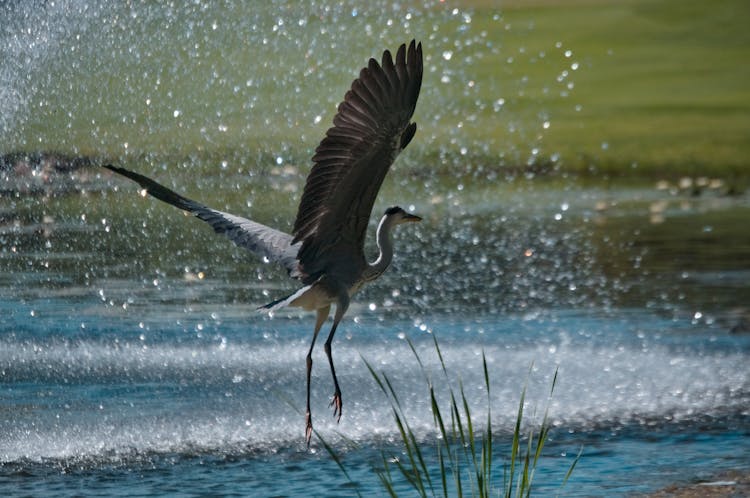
top-left (2, 151), bottom-right (748, 196)
top-left (642, 470), bottom-right (750, 497)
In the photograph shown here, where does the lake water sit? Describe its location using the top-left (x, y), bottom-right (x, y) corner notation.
top-left (2, 1), bottom-right (749, 496)
top-left (2, 177), bottom-right (749, 496)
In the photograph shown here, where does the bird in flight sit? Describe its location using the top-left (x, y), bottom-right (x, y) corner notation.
top-left (104, 40), bottom-right (423, 444)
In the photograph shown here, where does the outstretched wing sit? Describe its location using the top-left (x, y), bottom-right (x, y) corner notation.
top-left (104, 165), bottom-right (301, 277)
top-left (291, 40), bottom-right (423, 284)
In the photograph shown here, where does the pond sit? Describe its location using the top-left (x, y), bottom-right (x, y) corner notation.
top-left (3, 174), bottom-right (749, 496)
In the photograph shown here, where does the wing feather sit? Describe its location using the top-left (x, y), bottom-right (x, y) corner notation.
top-left (103, 165), bottom-right (301, 277)
top-left (291, 40), bottom-right (423, 284)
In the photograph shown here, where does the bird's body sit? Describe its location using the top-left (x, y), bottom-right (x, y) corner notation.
top-left (104, 40), bottom-right (423, 443)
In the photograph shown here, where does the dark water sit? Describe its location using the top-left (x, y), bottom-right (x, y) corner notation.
top-left (2, 178), bottom-right (749, 496)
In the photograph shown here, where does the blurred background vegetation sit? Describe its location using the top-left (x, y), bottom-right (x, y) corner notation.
top-left (2, 0), bottom-right (748, 184)
top-left (496, 0), bottom-right (750, 179)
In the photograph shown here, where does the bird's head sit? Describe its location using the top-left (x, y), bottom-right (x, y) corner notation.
top-left (384, 206), bottom-right (422, 225)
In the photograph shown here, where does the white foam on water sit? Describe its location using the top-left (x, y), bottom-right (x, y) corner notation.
top-left (2, 312), bottom-right (747, 464)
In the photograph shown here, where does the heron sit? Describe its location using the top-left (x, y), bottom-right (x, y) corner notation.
top-left (103, 40), bottom-right (423, 443)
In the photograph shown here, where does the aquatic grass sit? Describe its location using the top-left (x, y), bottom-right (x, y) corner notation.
top-left (505, 367), bottom-right (581, 497)
top-left (349, 336), bottom-right (579, 497)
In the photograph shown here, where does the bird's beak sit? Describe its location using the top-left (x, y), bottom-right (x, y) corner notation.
top-left (404, 213), bottom-right (422, 223)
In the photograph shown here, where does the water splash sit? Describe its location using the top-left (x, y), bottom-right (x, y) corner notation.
top-left (0, 1), bottom-right (96, 144)
top-left (2, 309), bottom-right (747, 464)
top-left (0, 0), bottom-right (575, 177)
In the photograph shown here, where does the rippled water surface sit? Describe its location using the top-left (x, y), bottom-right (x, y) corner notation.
top-left (3, 181), bottom-right (749, 496)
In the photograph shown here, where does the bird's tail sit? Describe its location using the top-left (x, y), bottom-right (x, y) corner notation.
top-left (257, 284), bottom-right (313, 312)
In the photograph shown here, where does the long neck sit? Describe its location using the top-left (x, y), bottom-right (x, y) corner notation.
top-left (365, 215), bottom-right (395, 281)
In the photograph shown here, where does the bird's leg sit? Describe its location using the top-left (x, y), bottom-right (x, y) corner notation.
top-left (325, 295), bottom-right (349, 423)
top-left (305, 305), bottom-right (330, 446)
top-left (324, 322), bottom-right (342, 422)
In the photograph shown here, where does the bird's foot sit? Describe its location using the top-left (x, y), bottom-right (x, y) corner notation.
top-left (329, 391), bottom-right (342, 423)
top-left (305, 410), bottom-right (313, 446)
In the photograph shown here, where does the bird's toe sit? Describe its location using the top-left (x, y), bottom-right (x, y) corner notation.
top-left (329, 393), bottom-right (343, 423)
top-left (305, 411), bottom-right (313, 446)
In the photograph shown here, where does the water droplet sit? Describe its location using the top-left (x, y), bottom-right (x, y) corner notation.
top-left (173, 109), bottom-right (181, 118)
top-left (442, 50), bottom-right (453, 61)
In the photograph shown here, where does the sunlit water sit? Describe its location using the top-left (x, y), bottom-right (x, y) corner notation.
top-left (3, 182), bottom-right (749, 496)
top-left (2, 1), bottom-right (750, 496)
